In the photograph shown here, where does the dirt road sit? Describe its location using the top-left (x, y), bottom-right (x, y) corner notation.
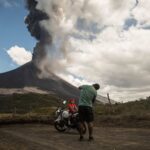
top-left (0, 124), bottom-right (149, 150)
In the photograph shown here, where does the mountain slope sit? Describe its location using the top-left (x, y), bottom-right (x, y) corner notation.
top-left (0, 62), bottom-right (116, 103)
top-left (0, 62), bottom-right (79, 99)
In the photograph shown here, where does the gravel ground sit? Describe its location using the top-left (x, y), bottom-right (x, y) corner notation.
top-left (0, 124), bottom-right (150, 150)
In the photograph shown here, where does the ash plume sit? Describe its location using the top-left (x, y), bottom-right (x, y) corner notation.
top-left (25, 0), bottom-right (137, 78)
top-left (25, 0), bottom-right (75, 76)
top-left (25, 0), bottom-right (51, 66)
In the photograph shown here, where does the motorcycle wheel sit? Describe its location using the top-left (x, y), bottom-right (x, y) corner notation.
top-left (77, 123), bottom-right (86, 134)
top-left (54, 121), bottom-right (67, 132)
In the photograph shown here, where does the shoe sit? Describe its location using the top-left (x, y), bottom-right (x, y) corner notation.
top-left (79, 136), bottom-right (84, 141)
top-left (88, 136), bottom-right (94, 141)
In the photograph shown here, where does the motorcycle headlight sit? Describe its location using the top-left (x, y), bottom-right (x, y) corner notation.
top-left (55, 108), bottom-right (61, 116)
top-left (57, 110), bottom-right (60, 113)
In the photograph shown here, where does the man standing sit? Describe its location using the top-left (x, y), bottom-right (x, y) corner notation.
top-left (78, 83), bottom-right (100, 141)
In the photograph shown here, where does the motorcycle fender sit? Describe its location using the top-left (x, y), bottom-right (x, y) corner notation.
top-left (55, 116), bottom-right (61, 122)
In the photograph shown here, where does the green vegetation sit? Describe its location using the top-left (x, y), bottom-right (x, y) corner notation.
top-left (0, 113), bottom-right (54, 125)
top-left (0, 93), bottom-right (62, 125)
top-left (94, 97), bottom-right (150, 128)
top-left (95, 97), bottom-right (150, 115)
top-left (0, 94), bottom-right (150, 127)
top-left (0, 93), bottom-right (61, 114)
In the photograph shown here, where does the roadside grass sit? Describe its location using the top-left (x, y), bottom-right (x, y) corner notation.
top-left (94, 97), bottom-right (150, 128)
top-left (0, 93), bottom-right (61, 114)
top-left (0, 94), bottom-right (150, 127)
top-left (0, 110), bottom-right (55, 125)
top-left (0, 93), bottom-right (59, 125)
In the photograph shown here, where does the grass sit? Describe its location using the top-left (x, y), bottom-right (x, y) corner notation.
top-left (95, 97), bottom-right (150, 116)
top-left (0, 113), bottom-right (54, 125)
top-left (0, 93), bottom-right (61, 114)
top-left (0, 93), bottom-right (150, 128)
top-left (0, 93), bottom-right (60, 125)
top-left (94, 97), bottom-right (150, 127)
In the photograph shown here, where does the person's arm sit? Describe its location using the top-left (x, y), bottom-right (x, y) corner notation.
top-left (92, 95), bottom-right (96, 103)
top-left (78, 85), bottom-right (86, 90)
top-left (78, 86), bottom-right (83, 90)
top-left (74, 104), bottom-right (78, 111)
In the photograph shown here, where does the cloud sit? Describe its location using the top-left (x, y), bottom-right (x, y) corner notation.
top-left (72, 1), bottom-right (150, 101)
top-left (7, 45), bottom-right (32, 65)
top-left (56, 25), bottom-right (150, 101)
top-left (30, 0), bottom-right (150, 102)
top-left (0, 0), bottom-right (19, 8)
top-left (60, 25), bottom-right (150, 102)
top-left (132, 0), bottom-right (150, 28)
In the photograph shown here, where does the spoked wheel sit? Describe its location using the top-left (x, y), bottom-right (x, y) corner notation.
top-left (54, 121), bottom-right (67, 132)
top-left (77, 122), bottom-right (86, 134)
top-left (82, 123), bottom-right (86, 134)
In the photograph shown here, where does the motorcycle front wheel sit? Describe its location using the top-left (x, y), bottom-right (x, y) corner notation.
top-left (54, 121), bottom-right (67, 132)
top-left (76, 122), bottom-right (86, 134)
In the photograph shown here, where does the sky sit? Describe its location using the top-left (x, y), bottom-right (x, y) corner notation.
top-left (0, 0), bottom-right (35, 72)
top-left (0, 0), bottom-right (150, 102)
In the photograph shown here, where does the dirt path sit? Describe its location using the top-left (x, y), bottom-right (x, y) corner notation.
top-left (0, 124), bottom-right (150, 150)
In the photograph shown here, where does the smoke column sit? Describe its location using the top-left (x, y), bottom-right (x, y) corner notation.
top-left (25, 0), bottom-right (137, 77)
top-left (25, 0), bottom-right (51, 68)
top-left (25, 0), bottom-right (80, 75)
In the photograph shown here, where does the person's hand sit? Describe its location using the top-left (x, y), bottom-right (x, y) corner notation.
top-left (78, 86), bottom-right (82, 90)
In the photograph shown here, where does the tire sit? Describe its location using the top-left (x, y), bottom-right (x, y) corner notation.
top-left (76, 123), bottom-right (86, 134)
top-left (82, 123), bottom-right (86, 134)
top-left (54, 121), bottom-right (67, 132)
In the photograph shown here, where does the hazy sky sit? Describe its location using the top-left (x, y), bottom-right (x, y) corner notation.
top-left (0, 0), bottom-right (150, 102)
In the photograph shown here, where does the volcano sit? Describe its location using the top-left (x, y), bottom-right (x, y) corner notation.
top-left (0, 63), bottom-right (116, 104)
top-left (0, 62), bottom-right (80, 99)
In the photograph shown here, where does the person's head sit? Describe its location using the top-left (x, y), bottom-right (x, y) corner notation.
top-left (68, 98), bottom-right (75, 104)
top-left (92, 83), bottom-right (100, 90)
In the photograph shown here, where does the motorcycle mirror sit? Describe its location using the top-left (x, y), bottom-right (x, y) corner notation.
top-left (63, 100), bottom-right (67, 105)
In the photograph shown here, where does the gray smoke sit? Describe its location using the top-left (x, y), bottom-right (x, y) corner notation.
top-left (24, 0), bottom-right (150, 101)
top-left (25, 0), bottom-right (137, 77)
top-left (25, 0), bottom-right (75, 76)
top-left (25, 0), bottom-right (51, 67)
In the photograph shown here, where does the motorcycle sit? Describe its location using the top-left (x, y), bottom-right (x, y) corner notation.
top-left (54, 101), bottom-right (86, 134)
